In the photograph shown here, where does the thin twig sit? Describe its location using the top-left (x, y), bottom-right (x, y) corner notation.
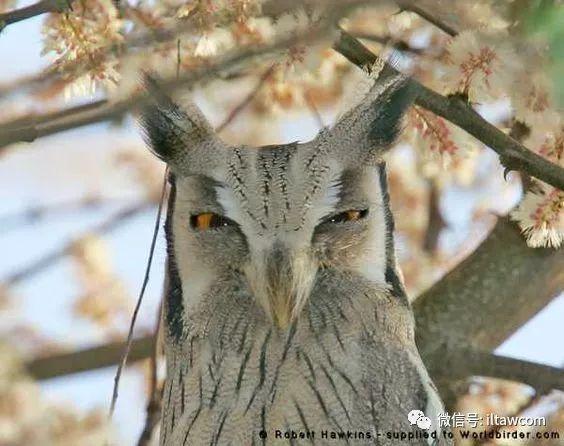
top-left (109, 168), bottom-right (168, 417)
top-left (394, 0), bottom-right (458, 37)
top-left (0, 196), bottom-right (108, 232)
top-left (0, 0), bottom-right (69, 29)
top-left (216, 64), bottom-right (276, 133)
top-left (0, 19), bottom-right (334, 150)
top-left (137, 297), bottom-right (164, 446)
top-left (0, 0), bottom-right (345, 99)
top-left (304, 91), bottom-right (325, 129)
top-left (1, 202), bottom-right (153, 287)
top-left (333, 30), bottom-right (564, 190)
top-left (423, 180), bottom-right (446, 253)
top-left (350, 31), bottom-right (424, 55)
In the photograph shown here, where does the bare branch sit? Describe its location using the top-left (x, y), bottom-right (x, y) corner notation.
top-left (433, 349), bottom-right (564, 393)
top-left (137, 299), bottom-right (164, 446)
top-left (0, 19), bottom-right (334, 151)
top-left (1, 202), bottom-right (153, 287)
top-left (24, 217), bottom-right (564, 382)
top-left (394, 0), bottom-right (458, 37)
top-left (414, 217), bottom-right (564, 356)
top-left (0, 0), bottom-right (68, 29)
top-left (423, 180), bottom-right (446, 253)
top-left (26, 335), bottom-right (155, 380)
top-left (0, 196), bottom-right (111, 232)
top-left (350, 32), bottom-right (424, 55)
top-left (216, 64), bottom-right (275, 133)
top-left (110, 171), bottom-right (167, 417)
top-left (333, 30), bottom-right (564, 190)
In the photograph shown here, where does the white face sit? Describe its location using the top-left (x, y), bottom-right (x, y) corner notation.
top-left (168, 144), bottom-right (393, 329)
top-left (141, 70), bottom-right (414, 333)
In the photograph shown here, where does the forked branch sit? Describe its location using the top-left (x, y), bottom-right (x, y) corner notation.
top-left (333, 30), bottom-right (564, 191)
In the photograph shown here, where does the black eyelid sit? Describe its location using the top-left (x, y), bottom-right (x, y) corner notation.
top-left (319, 208), bottom-right (369, 225)
top-left (189, 213), bottom-right (238, 230)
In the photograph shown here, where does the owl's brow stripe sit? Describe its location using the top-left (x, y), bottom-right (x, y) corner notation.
top-left (278, 150), bottom-right (291, 214)
top-left (258, 152), bottom-right (272, 218)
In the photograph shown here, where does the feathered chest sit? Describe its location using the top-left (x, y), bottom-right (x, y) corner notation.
top-left (159, 286), bottom-right (434, 445)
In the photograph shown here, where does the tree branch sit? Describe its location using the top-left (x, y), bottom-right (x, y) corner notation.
top-left (349, 31), bottom-right (424, 55)
top-left (0, 0), bottom-right (68, 29)
top-left (3, 5), bottom-right (562, 191)
top-left (26, 335), bottom-right (155, 380)
top-left (423, 180), bottom-right (445, 253)
top-left (394, 0), bottom-right (458, 37)
top-left (333, 30), bottom-right (564, 191)
top-left (216, 64), bottom-right (275, 133)
top-left (432, 349), bottom-right (564, 393)
top-left (24, 218), bottom-right (564, 382)
top-left (414, 218), bottom-right (564, 357)
top-left (0, 18), bottom-right (333, 151)
top-left (1, 202), bottom-right (153, 287)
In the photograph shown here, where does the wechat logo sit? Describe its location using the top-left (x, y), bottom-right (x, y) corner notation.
top-left (408, 410), bottom-right (432, 430)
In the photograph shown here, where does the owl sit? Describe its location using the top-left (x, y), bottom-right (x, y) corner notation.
top-left (141, 66), bottom-right (451, 445)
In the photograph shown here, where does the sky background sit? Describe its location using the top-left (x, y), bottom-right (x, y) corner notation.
top-left (0, 7), bottom-right (563, 445)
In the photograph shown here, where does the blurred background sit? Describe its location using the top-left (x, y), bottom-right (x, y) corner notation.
top-left (0, 0), bottom-right (562, 444)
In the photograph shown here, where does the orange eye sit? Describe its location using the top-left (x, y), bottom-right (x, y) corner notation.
top-left (323, 209), bottom-right (368, 224)
top-left (345, 210), bottom-right (362, 221)
top-left (190, 213), bottom-right (234, 231)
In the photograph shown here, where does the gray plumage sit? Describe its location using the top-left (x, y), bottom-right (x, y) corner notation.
top-left (141, 65), bottom-right (451, 445)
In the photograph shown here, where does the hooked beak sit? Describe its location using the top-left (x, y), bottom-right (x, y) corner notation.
top-left (245, 242), bottom-right (318, 329)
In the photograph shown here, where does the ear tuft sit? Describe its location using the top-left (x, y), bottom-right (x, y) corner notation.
top-left (368, 77), bottom-right (417, 147)
top-left (139, 75), bottom-right (192, 162)
top-left (317, 66), bottom-right (417, 163)
top-left (139, 75), bottom-right (221, 173)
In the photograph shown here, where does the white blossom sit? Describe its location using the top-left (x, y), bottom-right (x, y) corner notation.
top-left (442, 31), bottom-right (516, 102)
top-left (511, 184), bottom-right (564, 248)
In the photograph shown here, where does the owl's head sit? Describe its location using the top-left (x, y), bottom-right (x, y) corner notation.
top-left (141, 68), bottom-right (415, 332)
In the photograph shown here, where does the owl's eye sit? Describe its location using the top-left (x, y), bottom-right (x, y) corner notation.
top-left (322, 209), bottom-right (369, 225)
top-left (190, 213), bottom-right (235, 231)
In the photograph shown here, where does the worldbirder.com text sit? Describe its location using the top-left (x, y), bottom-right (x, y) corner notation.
top-left (459, 429), bottom-right (560, 441)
